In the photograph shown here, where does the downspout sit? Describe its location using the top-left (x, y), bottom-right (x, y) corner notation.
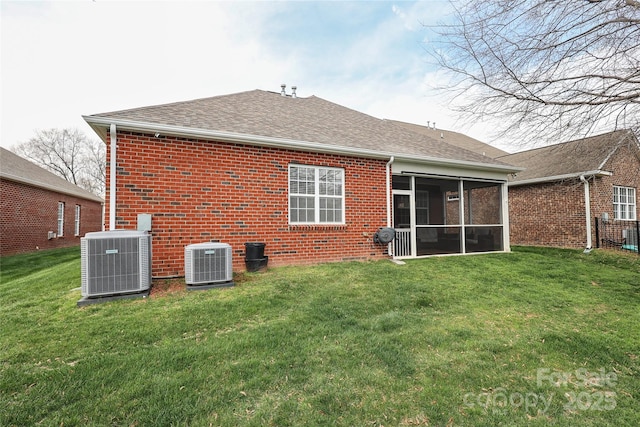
top-left (386, 156), bottom-right (395, 227)
top-left (109, 124), bottom-right (117, 231)
top-left (580, 175), bottom-right (592, 252)
top-left (386, 156), bottom-right (394, 257)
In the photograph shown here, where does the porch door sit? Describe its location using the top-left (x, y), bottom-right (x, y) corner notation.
top-left (393, 192), bottom-right (415, 257)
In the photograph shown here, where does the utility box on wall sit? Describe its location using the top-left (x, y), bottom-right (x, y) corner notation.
top-left (137, 214), bottom-right (152, 232)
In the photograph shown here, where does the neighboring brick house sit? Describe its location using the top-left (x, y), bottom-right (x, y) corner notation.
top-left (497, 130), bottom-right (640, 249)
top-left (0, 147), bottom-right (104, 256)
top-left (83, 88), bottom-right (520, 277)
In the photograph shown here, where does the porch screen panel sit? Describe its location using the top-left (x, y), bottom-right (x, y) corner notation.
top-left (414, 177), bottom-right (462, 255)
top-left (463, 181), bottom-right (504, 253)
top-left (463, 181), bottom-right (502, 225)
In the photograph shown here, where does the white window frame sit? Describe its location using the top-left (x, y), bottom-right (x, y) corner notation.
top-left (74, 205), bottom-right (81, 236)
top-left (289, 165), bottom-right (345, 225)
top-left (613, 186), bottom-right (637, 220)
top-left (57, 202), bottom-right (65, 237)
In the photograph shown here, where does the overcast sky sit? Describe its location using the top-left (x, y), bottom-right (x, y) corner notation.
top-left (1, 0), bottom-right (512, 152)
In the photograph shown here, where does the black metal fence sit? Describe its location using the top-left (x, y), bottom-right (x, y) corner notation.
top-left (594, 218), bottom-right (639, 255)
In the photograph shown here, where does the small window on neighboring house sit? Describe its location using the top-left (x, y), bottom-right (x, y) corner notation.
top-left (289, 165), bottom-right (344, 224)
top-left (613, 186), bottom-right (637, 220)
top-left (75, 205), bottom-right (81, 236)
top-left (57, 202), bottom-right (65, 237)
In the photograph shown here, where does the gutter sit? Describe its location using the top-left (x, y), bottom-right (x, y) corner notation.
top-left (580, 175), bottom-right (592, 252)
top-left (508, 170), bottom-right (612, 187)
top-left (386, 156), bottom-right (394, 228)
top-left (83, 116), bottom-right (522, 174)
top-left (109, 124), bottom-right (117, 231)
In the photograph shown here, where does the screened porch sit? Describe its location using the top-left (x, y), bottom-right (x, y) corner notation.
top-left (391, 175), bottom-right (506, 257)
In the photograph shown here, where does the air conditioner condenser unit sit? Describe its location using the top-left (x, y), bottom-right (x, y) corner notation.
top-left (79, 230), bottom-right (152, 304)
top-left (185, 242), bottom-right (234, 290)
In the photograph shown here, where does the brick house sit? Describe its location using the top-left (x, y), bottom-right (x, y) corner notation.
top-left (83, 88), bottom-right (520, 277)
top-left (497, 130), bottom-right (640, 249)
top-left (0, 147), bottom-right (104, 256)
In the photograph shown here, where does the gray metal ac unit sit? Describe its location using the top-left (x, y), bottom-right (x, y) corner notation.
top-left (623, 228), bottom-right (638, 246)
top-left (185, 242), bottom-right (233, 287)
top-left (81, 230), bottom-right (152, 298)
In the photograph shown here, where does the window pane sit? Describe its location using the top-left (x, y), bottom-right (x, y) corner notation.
top-left (75, 205), bottom-right (81, 236)
top-left (392, 175), bottom-right (411, 190)
top-left (57, 202), bottom-right (64, 236)
top-left (319, 197), bottom-right (342, 223)
top-left (613, 186), bottom-right (636, 220)
top-left (305, 182), bottom-right (314, 194)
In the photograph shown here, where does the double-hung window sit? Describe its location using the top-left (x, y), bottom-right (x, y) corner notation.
top-left (74, 205), bottom-right (81, 236)
top-left (57, 202), bottom-right (65, 237)
top-left (289, 165), bottom-right (344, 224)
top-left (613, 186), bottom-right (637, 220)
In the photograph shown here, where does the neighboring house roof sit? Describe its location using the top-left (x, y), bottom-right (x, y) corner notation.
top-left (84, 89), bottom-right (520, 173)
top-left (388, 120), bottom-right (510, 159)
top-left (496, 130), bottom-right (639, 186)
top-left (0, 147), bottom-right (104, 203)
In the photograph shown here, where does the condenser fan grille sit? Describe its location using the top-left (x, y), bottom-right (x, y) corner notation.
top-left (81, 230), bottom-right (152, 298)
top-left (185, 243), bottom-right (233, 285)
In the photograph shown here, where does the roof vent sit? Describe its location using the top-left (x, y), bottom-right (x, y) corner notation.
top-left (281, 83), bottom-right (287, 96)
top-left (291, 86), bottom-right (297, 98)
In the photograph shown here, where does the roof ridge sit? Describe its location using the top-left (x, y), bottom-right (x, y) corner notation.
top-left (87, 89), bottom-right (268, 117)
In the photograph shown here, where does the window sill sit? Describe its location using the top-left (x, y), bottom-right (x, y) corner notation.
top-left (288, 224), bottom-right (347, 231)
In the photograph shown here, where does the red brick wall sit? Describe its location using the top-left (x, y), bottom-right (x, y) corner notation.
top-left (591, 142), bottom-right (640, 221)
top-left (508, 179), bottom-right (588, 248)
top-left (105, 131), bottom-right (390, 277)
top-left (0, 179), bottom-right (103, 256)
top-left (508, 141), bottom-right (640, 249)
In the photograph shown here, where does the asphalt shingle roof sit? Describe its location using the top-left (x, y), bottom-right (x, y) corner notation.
top-left (86, 89), bottom-right (516, 169)
top-left (388, 120), bottom-right (510, 159)
top-left (497, 130), bottom-right (638, 183)
top-left (0, 147), bottom-right (104, 202)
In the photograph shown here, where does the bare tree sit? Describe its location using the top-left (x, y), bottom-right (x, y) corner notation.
top-left (12, 128), bottom-right (106, 196)
top-left (430, 0), bottom-right (640, 146)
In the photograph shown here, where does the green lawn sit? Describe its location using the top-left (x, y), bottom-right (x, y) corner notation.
top-left (1, 246), bottom-right (638, 426)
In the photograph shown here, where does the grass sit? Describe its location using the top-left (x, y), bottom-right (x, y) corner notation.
top-left (1, 246), bottom-right (639, 426)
